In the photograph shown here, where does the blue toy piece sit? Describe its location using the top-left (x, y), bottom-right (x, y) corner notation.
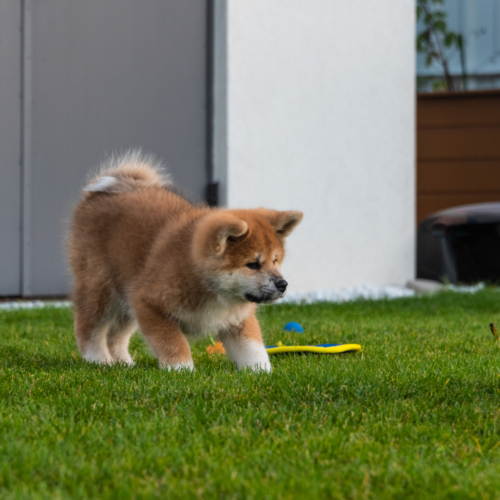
top-left (283, 322), bottom-right (304, 333)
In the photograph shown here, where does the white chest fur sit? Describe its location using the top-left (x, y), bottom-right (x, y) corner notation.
top-left (172, 300), bottom-right (252, 337)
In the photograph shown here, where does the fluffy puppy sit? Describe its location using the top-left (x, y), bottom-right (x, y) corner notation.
top-left (68, 152), bottom-right (303, 372)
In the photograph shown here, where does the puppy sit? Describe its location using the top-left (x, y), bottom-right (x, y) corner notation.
top-left (68, 152), bottom-right (302, 372)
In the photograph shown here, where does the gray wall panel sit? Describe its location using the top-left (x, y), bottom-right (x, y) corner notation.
top-left (0, 1), bottom-right (21, 296)
top-left (23, 0), bottom-right (208, 296)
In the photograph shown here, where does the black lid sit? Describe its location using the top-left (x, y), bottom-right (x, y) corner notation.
top-left (420, 202), bottom-right (500, 235)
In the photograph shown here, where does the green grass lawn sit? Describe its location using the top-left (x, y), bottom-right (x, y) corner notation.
top-left (1, 290), bottom-right (500, 499)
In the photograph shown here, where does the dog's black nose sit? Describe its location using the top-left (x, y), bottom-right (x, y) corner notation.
top-left (275, 279), bottom-right (288, 293)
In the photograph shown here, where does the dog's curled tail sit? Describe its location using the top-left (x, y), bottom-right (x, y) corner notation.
top-left (83, 151), bottom-right (171, 196)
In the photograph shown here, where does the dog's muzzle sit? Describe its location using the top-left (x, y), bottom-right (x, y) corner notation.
top-left (245, 279), bottom-right (288, 303)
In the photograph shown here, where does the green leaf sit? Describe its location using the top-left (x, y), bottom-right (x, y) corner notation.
top-left (432, 79), bottom-right (447, 91)
top-left (417, 31), bottom-right (430, 44)
top-left (444, 33), bottom-right (454, 47)
top-left (417, 32), bottom-right (431, 52)
top-left (434, 20), bottom-right (446, 32)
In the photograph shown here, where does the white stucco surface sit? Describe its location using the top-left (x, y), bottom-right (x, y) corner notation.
top-left (217, 0), bottom-right (415, 292)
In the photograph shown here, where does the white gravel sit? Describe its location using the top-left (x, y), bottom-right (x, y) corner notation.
top-left (0, 283), bottom-right (487, 311)
top-left (0, 300), bottom-right (72, 311)
top-left (280, 282), bottom-right (485, 305)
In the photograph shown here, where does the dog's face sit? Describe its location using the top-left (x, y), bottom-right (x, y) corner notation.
top-left (193, 209), bottom-right (303, 304)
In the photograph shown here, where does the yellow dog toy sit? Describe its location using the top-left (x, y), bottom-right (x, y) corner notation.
top-left (266, 342), bottom-right (362, 355)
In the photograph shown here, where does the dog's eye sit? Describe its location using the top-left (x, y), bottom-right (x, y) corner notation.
top-left (273, 258), bottom-right (278, 265)
top-left (246, 261), bottom-right (261, 270)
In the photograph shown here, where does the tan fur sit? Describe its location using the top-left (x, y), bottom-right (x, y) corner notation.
top-left (68, 153), bottom-right (303, 371)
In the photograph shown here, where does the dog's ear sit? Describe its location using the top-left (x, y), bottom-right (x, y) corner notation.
top-left (193, 213), bottom-right (248, 259)
top-left (259, 210), bottom-right (303, 238)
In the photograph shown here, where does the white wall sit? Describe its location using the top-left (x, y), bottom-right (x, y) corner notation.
top-left (214, 0), bottom-right (415, 292)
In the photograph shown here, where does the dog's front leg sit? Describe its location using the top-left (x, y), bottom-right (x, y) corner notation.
top-left (134, 300), bottom-right (194, 371)
top-left (219, 314), bottom-right (271, 373)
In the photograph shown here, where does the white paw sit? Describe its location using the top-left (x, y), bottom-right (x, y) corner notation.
top-left (165, 360), bottom-right (195, 372)
top-left (83, 352), bottom-right (115, 365)
top-left (223, 338), bottom-right (272, 373)
top-left (245, 360), bottom-right (272, 373)
top-left (116, 356), bottom-right (135, 366)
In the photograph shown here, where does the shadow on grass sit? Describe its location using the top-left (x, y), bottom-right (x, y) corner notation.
top-left (0, 345), bottom-right (159, 372)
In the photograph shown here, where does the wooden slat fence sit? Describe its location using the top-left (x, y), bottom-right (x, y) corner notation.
top-left (417, 90), bottom-right (500, 224)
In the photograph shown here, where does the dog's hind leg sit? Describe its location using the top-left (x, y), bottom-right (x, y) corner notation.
top-left (107, 313), bottom-right (137, 365)
top-left (74, 313), bottom-right (114, 364)
top-left (73, 285), bottom-right (115, 365)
